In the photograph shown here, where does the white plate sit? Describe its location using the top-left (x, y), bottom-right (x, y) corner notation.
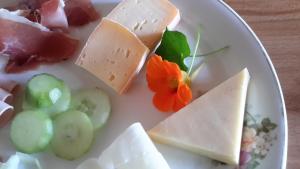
top-left (0, 0), bottom-right (287, 169)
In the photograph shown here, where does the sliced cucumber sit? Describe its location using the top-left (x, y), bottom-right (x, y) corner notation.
top-left (51, 110), bottom-right (94, 160)
top-left (22, 98), bottom-right (34, 110)
top-left (47, 84), bottom-right (71, 115)
top-left (70, 88), bottom-right (111, 130)
top-left (26, 74), bottom-right (64, 108)
top-left (10, 110), bottom-right (53, 154)
top-left (24, 74), bottom-right (71, 116)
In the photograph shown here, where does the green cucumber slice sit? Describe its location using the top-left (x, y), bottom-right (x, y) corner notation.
top-left (26, 74), bottom-right (64, 108)
top-left (70, 88), bottom-right (111, 130)
top-left (47, 84), bottom-right (71, 115)
top-left (24, 74), bottom-right (71, 116)
top-left (10, 110), bottom-right (53, 154)
top-left (51, 110), bottom-right (94, 160)
top-left (22, 98), bottom-right (34, 110)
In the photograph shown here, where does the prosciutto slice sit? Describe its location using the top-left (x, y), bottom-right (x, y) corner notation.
top-left (19, 9), bottom-right (41, 23)
top-left (0, 79), bottom-right (18, 128)
top-left (40, 0), bottom-right (68, 29)
top-left (0, 9), bottom-right (78, 73)
top-left (17, 0), bottom-right (48, 9)
top-left (0, 101), bottom-right (14, 128)
top-left (0, 88), bottom-right (13, 104)
top-left (63, 0), bottom-right (100, 26)
top-left (0, 78), bottom-right (18, 93)
top-left (12, 0), bottom-right (100, 27)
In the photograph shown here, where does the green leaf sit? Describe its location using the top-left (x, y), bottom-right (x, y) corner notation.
top-left (257, 153), bottom-right (266, 160)
top-left (262, 118), bottom-right (277, 131)
top-left (155, 29), bottom-right (191, 71)
top-left (262, 127), bottom-right (270, 133)
top-left (262, 118), bottom-right (271, 126)
top-left (247, 160), bottom-right (260, 169)
top-left (248, 124), bottom-right (258, 129)
top-left (268, 123), bottom-right (277, 130)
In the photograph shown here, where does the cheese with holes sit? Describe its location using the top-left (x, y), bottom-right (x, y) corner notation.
top-left (107, 0), bottom-right (180, 50)
top-left (76, 18), bottom-right (149, 94)
top-left (148, 68), bottom-right (251, 165)
top-left (76, 123), bottom-right (171, 169)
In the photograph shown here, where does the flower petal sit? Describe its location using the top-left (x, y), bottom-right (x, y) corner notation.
top-left (146, 55), bottom-right (166, 79)
top-left (164, 59), bottom-right (182, 81)
top-left (177, 83), bottom-right (192, 103)
top-left (146, 55), bottom-right (169, 92)
top-left (146, 54), bottom-right (182, 93)
top-left (239, 151), bottom-right (252, 165)
top-left (153, 92), bottom-right (176, 113)
top-left (173, 83), bottom-right (192, 112)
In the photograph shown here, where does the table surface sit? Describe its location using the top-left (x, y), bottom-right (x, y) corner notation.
top-left (225, 0), bottom-right (300, 169)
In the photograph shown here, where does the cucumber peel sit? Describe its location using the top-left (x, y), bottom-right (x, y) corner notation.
top-left (10, 110), bottom-right (53, 154)
top-left (24, 74), bottom-right (71, 117)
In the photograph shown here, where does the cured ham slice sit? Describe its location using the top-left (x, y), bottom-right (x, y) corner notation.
top-left (40, 0), bottom-right (68, 29)
top-left (0, 9), bottom-right (79, 73)
top-left (0, 78), bottom-right (19, 93)
top-left (64, 0), bottom-right (100, 26)
top-left (17, 0), bottom-right (48, 9)
top-left (0, 8), bottom-right (47, 30)
top-left (10, 0), bottom-right (100, 27)
top-left (12, 9), bottom-right (41, 23)
top-left (25, 10), bottom-right (41, 23)
top-left (0, 101), bottom-right (14, 128)
top-left (0, 88), bottom-right (13, 104)
top-left (0, 79), bottom-right (18, 128)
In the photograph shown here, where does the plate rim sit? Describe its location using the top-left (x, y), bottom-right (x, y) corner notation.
top-left (218, 1), bottom-right (288, 168)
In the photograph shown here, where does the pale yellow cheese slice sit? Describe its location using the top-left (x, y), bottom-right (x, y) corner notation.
top-left (107, 0), bottom-right (180, 50)
top-left (76, 18), bottom-right (149, 94)
top-left (148, 68), bottom-right (251, 165)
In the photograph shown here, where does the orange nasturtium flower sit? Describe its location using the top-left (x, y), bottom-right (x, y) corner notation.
top-left (146, 54), bottom-right (192, 113)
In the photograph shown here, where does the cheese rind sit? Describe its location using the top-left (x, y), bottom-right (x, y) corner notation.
top-left (148, 68), bottom-right (251, 165)
top-left (97, 123), bottom-right (170, 169)
top-left (107, 0), bottom-right (180, 50)
top-left (76, 18), bottom-right (149, 94)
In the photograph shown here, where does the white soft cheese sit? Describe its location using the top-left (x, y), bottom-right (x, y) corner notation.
top-left (75, 18), bottom-right (149, 94)
top-left (148, 68), bottom-right (251, 165)
top-left (0, 152), bottom-right (41, 169)
top-left (107, 0), bottom-right (180, 50)
top-left (76, 123), bottom-right (171, 169)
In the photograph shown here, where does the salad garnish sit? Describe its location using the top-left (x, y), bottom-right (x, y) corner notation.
top-left (155, 28), bottom-right (191, 71)
top-left (148, 28), bottom-right (229, 112)
top-left (146, 55), bottom-right (192, 112)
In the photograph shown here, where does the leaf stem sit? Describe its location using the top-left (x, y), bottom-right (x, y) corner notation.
top-left (246, 111), bottom-right (258, 125)
top-left (188, 32), bottom-right (201, 76)
top-left (196, 45), bottom-right (230, 57)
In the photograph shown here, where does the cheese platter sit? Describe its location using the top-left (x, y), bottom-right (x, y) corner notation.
top-left (0, 0), bottom-right (287, 169)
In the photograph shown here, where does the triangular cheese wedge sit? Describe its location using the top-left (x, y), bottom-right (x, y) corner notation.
top-left (148, 68), bottom-right (250, 165)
